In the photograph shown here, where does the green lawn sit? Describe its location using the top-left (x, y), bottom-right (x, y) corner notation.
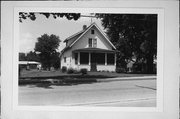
top-left (19, 70), bottom-right (156, 85)
top-left (20, 69), bottom-right (156, 79)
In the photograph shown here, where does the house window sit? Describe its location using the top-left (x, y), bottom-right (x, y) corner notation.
top-left (91, 29), bottom-right (95, 34)
top-left (93, 38), bottom-right (97, 48)
top-left (89, 38), bottom-right (92, 47)
top-left (107, 53), bottom-right (115, 65)
top-left (89, 38), bottom-right (97, 48)
top-left (75, 53), bottom-right (78, 65)
top-left (96, 53), bottom-right (105, 65)
top-left (80, 52), bottom-right (89, 64)
top-left (64, 57), bottom-right (66, 63)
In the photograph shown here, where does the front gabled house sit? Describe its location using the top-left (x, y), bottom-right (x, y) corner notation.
top-left (60, 22), bottom-right (117, 72)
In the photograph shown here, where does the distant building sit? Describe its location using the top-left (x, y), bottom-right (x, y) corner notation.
top-left (19, 61), bottom-right (41, 70)
top-left (60, 23), bottom-right (117, 71)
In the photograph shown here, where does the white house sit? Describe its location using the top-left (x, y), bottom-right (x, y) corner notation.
top-left (60, 22), bottom-right (117, 72)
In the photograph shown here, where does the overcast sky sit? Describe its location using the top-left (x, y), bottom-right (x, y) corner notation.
top-left (19, 13), bottom-right (104, 53)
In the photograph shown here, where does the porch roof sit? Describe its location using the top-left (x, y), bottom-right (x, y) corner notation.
top-left (72, 48), bottom-right (117, 53)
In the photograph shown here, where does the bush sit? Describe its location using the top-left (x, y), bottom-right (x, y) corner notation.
top-left (106, 70), bottom-right (109, 72)
top-left (67, 68), bottom-right (74, 74)
top-left (116, 67), bottom-right (126, 73)
top-left (80, 68), bottom-right (87, 75)
top-left (73, 69), bottom-right (81, 74)
top-left (61, 66), bottom-right (67, 73)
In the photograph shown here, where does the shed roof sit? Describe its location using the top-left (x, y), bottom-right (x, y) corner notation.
top-left (19, 61), bottom-right (41, 65)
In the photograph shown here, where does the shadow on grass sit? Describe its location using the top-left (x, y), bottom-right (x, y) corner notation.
top-left (35, 83), bottom-right (53, 89)
top-left (19, 78), bottom-right (98, 89)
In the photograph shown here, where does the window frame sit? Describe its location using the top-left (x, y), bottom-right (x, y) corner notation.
top-left (93, 38), bottom-right (97, 48)
top-left (91, 29), bottom-right (95, 34)
top-left (88, 38), bottom-right (92, 47)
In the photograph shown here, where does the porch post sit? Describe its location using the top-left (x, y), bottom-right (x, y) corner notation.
top-left (105, 53), bottom-right (107, 65)
top-left (114, 53), bottom-right (116, 66)
top-left (89, 52), bottom-right (91, 65)
top-left (78, 52), bottom-right (80, 65)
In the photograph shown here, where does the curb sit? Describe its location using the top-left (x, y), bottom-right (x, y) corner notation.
top-left (60, 97), bottom-right (156, 106)
top-left (97, 76), bottom-right (156, 82)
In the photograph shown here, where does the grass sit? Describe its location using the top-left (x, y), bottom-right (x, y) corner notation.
top-left (19, 69), bottom-right (156, 79)
top-left (19, 70), bottom-right (156, 86)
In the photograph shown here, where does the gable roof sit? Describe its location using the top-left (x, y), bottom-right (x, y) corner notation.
top-left (63, 30), bottom-right (84, 43)
top-left (69, 22), bottom-right (116, 49)
top-left (60, 22), bottom-right (116, 56)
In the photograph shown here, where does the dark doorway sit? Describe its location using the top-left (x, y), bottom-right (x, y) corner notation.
top-left (91, 53), bottom-right (97, 71)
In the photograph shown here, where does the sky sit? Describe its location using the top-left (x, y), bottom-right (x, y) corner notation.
top-left (19, 13), bottom-right (104, 53)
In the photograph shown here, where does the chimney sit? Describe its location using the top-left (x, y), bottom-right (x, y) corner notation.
top-left (83, 25), bottom-right (87, 30)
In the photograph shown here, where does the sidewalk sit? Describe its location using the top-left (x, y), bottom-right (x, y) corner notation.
top-left (97, 76), bottom-right (156, 82)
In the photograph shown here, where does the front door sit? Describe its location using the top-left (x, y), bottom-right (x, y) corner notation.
top-left (91, 53), bottom-right (97, 71)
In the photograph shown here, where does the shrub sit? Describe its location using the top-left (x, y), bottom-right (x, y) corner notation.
top-left (67, 68), bottom-right (74, 74)
top-left (61, 66), bottom-right (67, 73)
top-left (106, 70), bottom-right (109, 72)
top-left (73, 69), bottom-right (81, 74)
top-left (111, 71), bottom-right (115, 73)
top-left (116, 67), bottom-right (126, 73)
top-left (80, 68), bottom-right (87, 75)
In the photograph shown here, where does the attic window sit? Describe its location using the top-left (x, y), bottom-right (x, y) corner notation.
top-left (91, 30), bottom-right (95, 34)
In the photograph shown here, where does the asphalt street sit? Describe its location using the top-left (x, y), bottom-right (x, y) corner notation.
top-left (19, 78), bottom-right (156, 107)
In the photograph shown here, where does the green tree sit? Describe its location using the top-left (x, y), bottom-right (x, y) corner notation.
top-left (26, 51), bottom-right (40, 62)
top-left (51, 52), bottom-right (60, 70)
top-left (34, 34), bottom-right (61, 70)
top-left (19, 52), bottom-right (27, 61)
top-left (19, 12), bottom-right (81, 22)
top-left (96, 14), bottom-right (157, 73)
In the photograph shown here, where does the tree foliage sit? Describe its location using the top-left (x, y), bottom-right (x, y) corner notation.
top-left (96, 14), bottom-right (157, 73)
top-left (26, 51), bottom-right (40, 62)
top-left (34, 34), bottom-right (61, 70)
top-left (19, 12), bottom-right (81, 22)
top-left (19, 53), bottom-right (27, 61)
top-left (19, 51), bottom-right (40, 62)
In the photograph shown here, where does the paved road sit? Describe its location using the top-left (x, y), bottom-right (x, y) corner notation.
top-left (19, 78), bottom-right (156, 107)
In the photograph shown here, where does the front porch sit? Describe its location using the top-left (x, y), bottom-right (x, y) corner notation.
top-left (72, 48), bottom-right (116, 72)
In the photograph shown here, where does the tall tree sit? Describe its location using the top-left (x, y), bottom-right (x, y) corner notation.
top-left (51, 52), bottom-right (60, 70)
top-left (19, 52), bottom-right (27, 61)
top-left (19, 12), bottom-right (81, 22)
top-left (34, 34), bottom-right (61, 70)
top-left (26, 51), bottom-right (40, 62)
top-left (96, 14), bottom-right (157, 73)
